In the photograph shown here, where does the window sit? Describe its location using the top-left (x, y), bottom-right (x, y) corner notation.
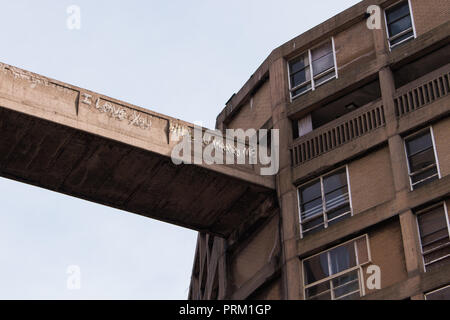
top-left (416, 203), bottom-right (450, 272)
top-left (404, 128), bottom-right (440, 190)
top-left (298, 167), bottom-right (352, 237)
top-left (425, 285), bottom-right (450, 300)
top-left (302, 235), bottom-right (370, 300)
top-left (385, 1), bottom-right (416, 49)
top-left (288, 38), bottom-right (337, 100)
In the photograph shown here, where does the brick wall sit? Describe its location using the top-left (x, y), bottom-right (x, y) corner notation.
top-left (410, 0), bottom-right (450, 36)
top-left (227, 80), bottom-right (272, 131)
top-left (349, 147), bottom-right (395, 215)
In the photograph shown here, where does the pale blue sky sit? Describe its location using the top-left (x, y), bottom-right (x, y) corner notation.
top-left (0, 0), bottom-right (361, 299)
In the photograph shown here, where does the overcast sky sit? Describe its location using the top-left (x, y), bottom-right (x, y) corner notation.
top-left (0, 0), bottom-right (361, 299)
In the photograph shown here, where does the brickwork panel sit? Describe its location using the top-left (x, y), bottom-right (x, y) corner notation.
top-left (349, 147), bottom-right (395, 215)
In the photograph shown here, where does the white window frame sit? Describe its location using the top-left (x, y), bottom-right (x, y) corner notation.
top-left (384, 0), bottom-right (417, 51)
top-left (302, 234), bottom-right (372, 300)
top-left (287, 37), bottom-right (338, 101)
top-left (425, 284), bottom-right (450, 300)
top-left (415, 201), bottom-right (450, 272)
top-left (297, 165), bottom-right (353, 238)
top-left (403, 126), bottom-right (441, 191)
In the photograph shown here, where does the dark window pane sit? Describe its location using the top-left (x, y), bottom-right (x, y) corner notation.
top-left (411, 167), bottom-right (438, 186)
top-left (304, 253), bottom-right (330, 285)
top-left (292, 84), bottom-right (311, 97)
top-left (426, 255), bottom-right (450, 272)
top-left (315, 72), bottom-right (336, 86)
top-left (305, 282), bottom-right (330, 299)
top-left (312, 52), bottom-right (334, 76)
top-left (291, 68), bottom-right (310, 88)
top-left (333, 271), bottom-right (360, 299)
top-left (323, 170), bottom-right (347, 194)
top-left (302, 215), bottom-right (325, 234)
top-left (290, 55), bottom-right (309, 74)
top-left (426, 286), bottom-right (450, 300)
top-left (408, 148), bottom-right (436, 172)
top-left (386, 2), bottom-right (411, 23)
top-left (418, 206), bottom-right (448, 239)
top-left (390, 31), bottom-right (414, 47)
top-left (327, 205), bottom-right (351, 223)
top-left (388, 15), bottom-right (412, 36)
top-left (311, 42), bottom-right (332, 62)
top-left (406, 131), bottom-right (433, 156)
top-left (300, 180), bottom-right (321, 205)
top-left (329, 243), bottom-right (356, 275)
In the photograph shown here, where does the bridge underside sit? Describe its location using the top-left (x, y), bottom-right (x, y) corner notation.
top-left (0, 107), bottom-right (275, 237)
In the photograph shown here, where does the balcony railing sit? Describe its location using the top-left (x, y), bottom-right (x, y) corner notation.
top-left (291, 100), bottom-right (385, 167)
top-left (394, 63), bottom-right (450, 118)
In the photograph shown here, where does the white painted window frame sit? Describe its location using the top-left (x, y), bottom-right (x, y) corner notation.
top-left (287, 37), bottom-right (338, 101)
top-left (302, 234), bottom-right (372, 300)
top-left (415, 201), bottom-right (450, 273)
top-left (425, 284), bottom-right (450, 300)
top-left (384, 0), bottom-right (417, 51)
top-left (297, 165), bottom-right (353, 238)
top-left (403, 126), bottom-right (441, 191)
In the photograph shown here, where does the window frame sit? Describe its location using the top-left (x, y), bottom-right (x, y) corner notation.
top-left (403, 126), bottom-right (441, 191)
top-left (287, 37), bottom-right (338, 101)
top-left (415, 201), bottom-right (450, 272)
top-left (301, 234), bottom-right (372, 300)
top-left (383, 0), bottom-right (417, 50)
top-left (425, 284), bottom-right (450, 300)
top-left (297, 165), bottom-right (353, 238)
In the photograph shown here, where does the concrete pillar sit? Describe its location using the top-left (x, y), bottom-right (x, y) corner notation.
top-left (399, 210), bottom-right (423, 276)
top-left (379, 64), bottom-right (423, 281)
top-left (269, 57), bottom-right (302, 300)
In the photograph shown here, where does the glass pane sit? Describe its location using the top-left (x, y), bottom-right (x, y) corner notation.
top-left (418, 206), bottom-right (448, 240)
top-left (291, 67), bottom-right (310, 88)
top-left (304, 253), bottom-right (330, 285)
top-left (312, 52), bottom-right (334, 76)
top-left (311, 42), bottom-right (332, 61)
top-left (406, 131), bottom-right (433, 156)
top-left (324, 170), bottom-right (348, 210)
top-left (408, 148), bottom-right (436, 172)
top-left (329, 243), bottom-right (357, 275)
top-left (390, 31), bottom-right (414, 47)
top-left (302, 215), bottom-right (325, 232)
top-left (388, 15), bottom-right (412, 36)
top-left (292, 84), bottom-right (312, 97)
top-left (426, 286), bottom-right (450, 300)
top-left (411, 167), bottom-right (438, 186)
top-left (332, 270), bottom-right (360, 299)
top-left (386, 2), bottom-right (411, 24)
top-left (426, 255), bottom-right (450, 272)
top-left (290, 54), bottom-right (309, 74)
top-left (327, 205), bottom-right (351, 226)
top-left (314, 71), bottom-right (336, 87)
top-left (302, 198), bottom-right (323, 218)
top-left (305, 282), bottom-right (330, 300)
top-left (323, 170), bottom-right (347, 194)
top-left (424, 246), bottom-right (450, 265)
top-left (300, 180), bottom-right (321, 204)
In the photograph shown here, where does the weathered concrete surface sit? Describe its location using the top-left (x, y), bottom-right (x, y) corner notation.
top-left (0, 62), bottom-right (276, 237)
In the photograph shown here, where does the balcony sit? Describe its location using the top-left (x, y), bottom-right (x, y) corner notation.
top-left (291, 100), bottom-right (385, 167)
top-left (394, 63), bottom-right (450, 118)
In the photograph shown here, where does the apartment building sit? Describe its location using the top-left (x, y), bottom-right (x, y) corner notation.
top-left (189, 0), bottom-right (450, 300)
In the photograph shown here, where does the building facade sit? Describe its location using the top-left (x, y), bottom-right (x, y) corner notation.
top-left (189, 0), bottom-right (450, 300)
